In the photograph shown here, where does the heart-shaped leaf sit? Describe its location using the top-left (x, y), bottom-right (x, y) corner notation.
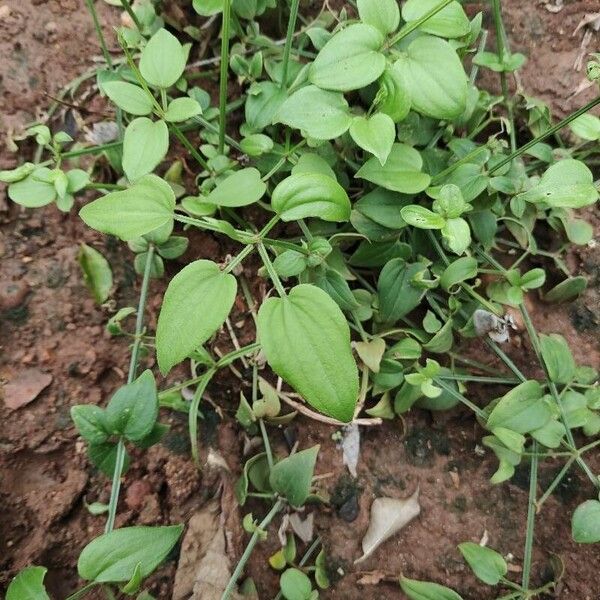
top-left (350, 113), bottom-right (396, 165)
top-left (357, 144), bottom-right (430, 194)
top-left (156, 260), bottom-right (237, 374)
top-left (122, 117), bottom-right (169, 181)
top-left (309, 24), bottom-right (386, 92)
top-left (79, 174), bottom-right (175, 241)
top-left (257, 284), bottom-right (358, 422)
top-left (272, 173), bottom-right (351, 222)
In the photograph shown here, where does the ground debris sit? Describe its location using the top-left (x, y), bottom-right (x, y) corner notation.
top-left (2, 368), bottom-right (52, 409)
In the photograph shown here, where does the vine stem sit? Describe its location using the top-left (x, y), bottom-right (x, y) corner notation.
top-left (218, 0), bottom-right (232, 154)
top-left (84, 0), bottom-right (113, 68)
top-left (521, 441), bottom-right (538, 591)
top-left (489, 95), bottom-right (600, 174)
top-left (119, 0), bottom-right (143, 32)
top-left (280, 0), bottom-right (301, 90)
top-left (386, 0), bottom-right (453, 47)
top-left (491, 0), bottom-right (517, 153)
top-left (105, 244), bottom-right (155, 533)
top-left (222, 499), bottom-right (285, 600)
top-left (189, 368), bottom-right (217, 466)
top-left (257, 242), bottom-right (286, 297)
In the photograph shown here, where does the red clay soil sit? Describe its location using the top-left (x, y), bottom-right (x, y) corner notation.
top-left (1, 1), bottom-right (599, 599)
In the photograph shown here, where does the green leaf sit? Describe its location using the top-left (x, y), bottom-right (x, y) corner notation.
top-left (308, 267), bottom-right (359, 311)
top-left (394, 36), bottom-right (468, 120)
top-left (157, 236), bottom-right (189, 259)
top-left (569, 114), bottom-right (600, 141)
top-left (206, 168), bottom-right (266, 207)
top-left (516, 159), bottom-right (598, 208)
top-left (156, 259), bottom-right (237, 374)
top-left (440, 257), bottom-right (478, 291)
top-left (275, 85), bottom-right (352, 140)
top-left (441, 217), bottom-right (471, 255)
top-left (139, 29), bottom-right (187, 88)
top-left (519, 268), bottom-right (546, 290)
top-left (458, 542), bottom-right (507, 585)
top-left (309, 23), bottom-right (386, 92)
top-left (79, 244), bottom-right (113, 304)
top-left (572, 500), bottom-right (600, 543)
top-left (423, 319), bottom-right (454, 354)
top-left (8, 168), bottom-right (56, 208)
top-left (543, 276), bottom-right (587, 303)
top-left (6, 566), bottom-right (50, 600)
top-left (272, 173), bottom-right (351, 222)
top-left (378, 260), bottom-right (429, 323)
top-left (103, 81), bottom-right (154, 116)
top-left (246, 81), bottom-right (287, 131)
top-left (487, 381), bottom-right (552, 434)
top-left (270, 446), bottom-right (319, 507)
top-left (122, 117), bottom-right (169, 181)
top-left (357, 0), bottom-right (400, 35)
top-left (377, 66), bottom-right (411, 123)
top-left (192, 0), bottom-right (223, 16)
top-left (399, 576), bottom-right (463, 600)
top-left (274, 250), bottom-right (308, 278)
top-left (80, 174), bottom-right (175, 241)
top-left (0, 162), bottom-right (35, 183)
top-left (77, 525), bottom-right (183, 583)
top-left (292, 153), bottom-right (336, 180)
top-left (401, 205), bottom-right (446, 229)
top-left (280, 568), bottom-right (314, 600)
top-left (71, 405), bottom-right (109, 445)
top-left (240, 133), bottom-right (273, 156)
top-left (356, 143), bottom-right (431, 193)
top-left (531, 419), bottom-right (565, 449)
top-left (354, 337), bottom-right (386, 373)
top-left (105, 370), bottom-right (158, 441)
top-left (88, 442), bottom-right (130, 477)
top-left (163, 97), bottom-right (202, 122)
top-left (402, 0), bottom-right (470, 38)
top-left (350, 113), bottom-right (396, 165)
top-left (257, 284), bottom-right (359, 422)
top-left (354, 188), bottom-right (411, 230)
top-left (540, 333), bottom-right (576, 384)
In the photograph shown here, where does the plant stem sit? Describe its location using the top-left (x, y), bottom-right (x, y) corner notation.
top-left (489, 95), bottom-right (600, 174)
top-left (85, 182), bottom-right (126, 191)
top-left (119, 0), bottom-right (143, 32)
top-left (272, 537), bottom-right (322, 600)
top-left (433, 378), bottom-right (488, 420)
top-left (222, 499), bottom-right (285, 600)
top-left (257, 242), bottom-right (286, 297)
top-left (170, 124), bottom-right (211, 171)
top-left (105, 245), bottom-right (155, 533)
top-left (521, 441), bottom-right (538, 591)
top-left (386, 0), bottom-right (453, 47)
top-left (430, 144), bottom-right (489, 185)
top-left (280, 0), bottom-right (301, 90)
top-left (536, 455), bottom-right (575, 510)
top-left (491, 0), bottom-right (517, 153)
top-left (84, 0), bottom-right (113, 68)
top-left (189, 368), bottom-right (217, 466)
top-left (218, 0), bottom-right (232, 154)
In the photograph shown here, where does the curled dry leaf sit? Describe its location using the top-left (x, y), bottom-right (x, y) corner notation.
top-left (355, 488), bottom-right (420, 564)
top-left (289, 512), bottom-right (314, 544)
top-left (341, 422), bottom-right (360, 478)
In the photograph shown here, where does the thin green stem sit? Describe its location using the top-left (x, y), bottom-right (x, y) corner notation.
top-left (259, 419), bottom-right (274, 469)
top-left (189, 368), bottom-right (217, 466)
top-left (105, 245), bottom-right (155, 534)
top-left (85, 182), bottom-right (126, 191)
top-left (84, 0), bottom-right (113, 68)
top-left (170, 124), bottom-right (211, 171)
top-left (438, 373), bottom-right (521, 385)
top-left (491, 0), bottom-right (517, 153)
top-left (386, 0), bottom-right (453, 47)
top-left (64, 582), bottom-right (101, 600)
top-left (536, 456), bottom-right (576, 510)
top-left (489, 95), bottom-right (600, 174)
top-left (257, 242), bottom-right (286, 297)
top-left (222, 499), bottom-right (285, 600)
top-left (280, 0), bottom-right (301, 90)
top-left (273, 537), bottom-right (322, 600)
top-left (521, 441), bottom-right (538, 591)
top-left (431, 144), bottom-right (489, 185)
top-left (119, 0), bottom-right (143, 32)
top-left (433, 378), bottom-right (488, 420)
top-left (218, 0), bottom-right (232, 154)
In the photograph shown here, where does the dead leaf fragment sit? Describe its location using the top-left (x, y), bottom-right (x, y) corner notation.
top-left (341, 422), bottom-right (360, 478)
top-left (173, 500), bottom-right (242, 600)
top-left (289, 512), bottom-right (314, 544)
top-left (3, 368), bottom-right (53, 409)
top-left (354, 337), bottom-right (385, 373)
top-left (355, 488), bottom-right (420, 564)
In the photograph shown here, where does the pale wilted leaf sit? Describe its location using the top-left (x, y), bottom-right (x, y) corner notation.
top-left (355, 488), bottom-right (420, 564)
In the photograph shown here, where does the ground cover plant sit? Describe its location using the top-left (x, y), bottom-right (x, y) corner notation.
top-left (2, 0), bottom-right (600, 598)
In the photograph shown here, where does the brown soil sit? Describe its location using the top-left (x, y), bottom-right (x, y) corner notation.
top-left (1, 1), bottom-right (599, 599)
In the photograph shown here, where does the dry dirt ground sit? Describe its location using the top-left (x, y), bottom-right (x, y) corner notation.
top-left (1, 1), bottom-right (599, 598)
